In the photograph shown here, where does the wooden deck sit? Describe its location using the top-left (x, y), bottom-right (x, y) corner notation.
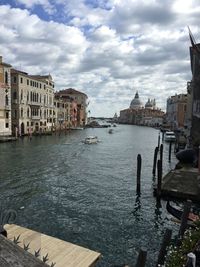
top-left (4, 224), bottom-right (101, 267)
top-left (161, 167), bottom-right (200, 201)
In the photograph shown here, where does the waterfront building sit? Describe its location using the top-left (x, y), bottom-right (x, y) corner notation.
top-left (0, 56), bottom-right (12, 136)
top-left (166, 94), bottom-right (187, 131)
top-left (188, 37), bottom-right (200, 146)
top-left (54, 93), bottom-right (77, 130)
top-left (11, 69), bottom-right (55, 135)
top-left (119, 91), bottom-right (164, 126)
top-left (56, 88), bottom-right (88, 126)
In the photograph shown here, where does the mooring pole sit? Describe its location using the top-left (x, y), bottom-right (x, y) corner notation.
top-left (178, 200), bottom-right (192, 239)
top-left (160, 144), bottom-right (163, 177)
top-left (135, 249), bottom-right (147, 267)
top-left (156, 228), bottom-right (172, 266)
top-left (152, 147), bottom-right (159, 176)
top-left (157, 159), bottom-right (162, 198)
top-left (136, 154), bottom-right (142, 195)
top-left (168, 141), bottom-right (172, 162)
top-left (158, 133), bottom-right (160, 148)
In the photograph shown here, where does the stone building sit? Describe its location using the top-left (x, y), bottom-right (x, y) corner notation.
top-left (119, 91), bottom-right (164, 126)
top-left (11, 69), bottom-right (55, 135)
top-left (54, 93), bottom-right (77, 130)
top-left (56, 88), bottom-right (88, 126)
top-left (0, 56), bottom-right (12, 136)
top-left (166, 94), bottom-right (187, 131)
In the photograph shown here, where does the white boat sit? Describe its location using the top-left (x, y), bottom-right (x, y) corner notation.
top-left (164, 131), bottom-right (176, 142)
top-left (70, 127), bottom-right (84, 130)
top-left (83, 136), bottom-right (99, 144)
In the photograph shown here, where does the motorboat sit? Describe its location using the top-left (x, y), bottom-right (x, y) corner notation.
top-left (70, 127), bottom-right (84, 130)
top-left (83, 136), bottom-right (99, 144)
top-left (164, 131), bottom-right (176, 142)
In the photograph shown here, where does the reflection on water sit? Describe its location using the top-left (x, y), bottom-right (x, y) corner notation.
top-left (0, 125), bottom-right (179, 266)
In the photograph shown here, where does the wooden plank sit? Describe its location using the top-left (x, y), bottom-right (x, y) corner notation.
top-left (4, 224), bottom-right (101, 267)
top-left (0, 234), bottom-right (48, 267)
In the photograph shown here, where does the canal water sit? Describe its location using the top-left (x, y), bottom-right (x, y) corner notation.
top-left (0, 124), bottom-right (179, 266)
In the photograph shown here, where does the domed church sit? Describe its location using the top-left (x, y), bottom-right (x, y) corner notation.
top-left (130, 91), bottom-right (143, 109)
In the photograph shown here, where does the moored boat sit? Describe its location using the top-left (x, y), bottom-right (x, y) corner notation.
top-left (166, 201), bottom-right (199, 223)
top-left (164, 131), bottom-right (176, 142)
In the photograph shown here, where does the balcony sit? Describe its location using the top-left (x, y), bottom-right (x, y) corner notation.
top-left (31, 115), bottom-right (40, 120)
top-left (28, 101), bottom-right (41, 106)
top-left (4, 105), bottom-right (11, 110)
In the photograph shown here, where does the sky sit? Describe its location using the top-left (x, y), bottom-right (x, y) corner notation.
top-left (0, 0), bottom-right (199, 117)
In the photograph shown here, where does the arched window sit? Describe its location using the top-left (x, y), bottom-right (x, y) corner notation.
top-left (21, 108), bottom-right (23, 118)
top-left (27, 108), bottom-right (29, 118)
top-left (5, 71), bottom-right (8, 84)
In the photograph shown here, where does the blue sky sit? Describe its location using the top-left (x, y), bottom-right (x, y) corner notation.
top-left (0, 0), bottom-right (199, 116)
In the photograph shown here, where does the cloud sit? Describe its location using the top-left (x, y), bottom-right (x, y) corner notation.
top-left (0, 1), bottom-right (199, 116)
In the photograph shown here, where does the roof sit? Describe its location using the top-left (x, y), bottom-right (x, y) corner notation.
top-left (58, 88), bottom-right (87, 97)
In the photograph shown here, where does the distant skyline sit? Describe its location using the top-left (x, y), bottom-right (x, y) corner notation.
top-left (0, 0), bottom-right (199, 116)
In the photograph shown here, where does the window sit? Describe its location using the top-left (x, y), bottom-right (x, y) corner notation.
top-left (27, 108), bottom-right (29, 117)
top-left (20, 77), bottom-right (23, 83)
top-left (5, 95), bottom-right (8, 106)
top-left (13, 76), bottom-right (17, 84)
top-left (5, 71), bottom-right (8, 84)
top-left (6, 112), bottom-right (9, 119)
top-left (27, 79), bottom-right (29, 85)
top-left (5, 123), bottom-right (9, 128)
top-left (27, 122), bottom-right (29, 126)
top-left (21, 108), bottom-right (23, 118)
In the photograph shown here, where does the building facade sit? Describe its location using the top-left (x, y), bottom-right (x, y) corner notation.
top-left (54, 94), bottom-right (77, 130)
top-left (166, 94), bottom-right (187, 131)
top-left (56, 89), bottom-right (88, 126)
top-left (11, 69), bottom-right (55, 135)
top-left (0, 56), bottom-right (12, 136)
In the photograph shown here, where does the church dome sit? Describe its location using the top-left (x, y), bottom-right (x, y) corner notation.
top-left (130, 91), bottom-right (143, 109)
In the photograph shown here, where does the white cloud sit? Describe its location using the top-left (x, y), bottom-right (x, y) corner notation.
top-left (0, 1), bottom-right (199, 116)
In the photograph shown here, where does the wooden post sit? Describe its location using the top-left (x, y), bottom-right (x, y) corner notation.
top-left (156, 228), bottom-right (172, 266)
top-left (158, 133), bottom-right (160, 148)
top-left (135, 249), bottom-right (147, 267)
top-left (178, 200), bottom-right (192, 238)
top-left (157, 159), bottom-right (162, 198)
top-left (160, 144), bottom-right (163, 177)
top-left (198, 146), bottom-right (200, 173)
top-left (162, 131), bottom-right (164, 141)
top-left (152, 147), bottom-right (159, 176)
top-left (168, 141), bottom-right (172, 162)
top-left (136, 154), bottom-right (142, 195)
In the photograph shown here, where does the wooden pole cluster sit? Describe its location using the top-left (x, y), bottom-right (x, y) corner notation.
top-left (136, 154), bottom-right (142, 195)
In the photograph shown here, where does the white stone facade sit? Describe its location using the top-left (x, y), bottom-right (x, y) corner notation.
top-left (11, 70), bottom-right (55, 135)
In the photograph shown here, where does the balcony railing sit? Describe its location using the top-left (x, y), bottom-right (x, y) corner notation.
top-left (31, 115), bottom-right (40, 120)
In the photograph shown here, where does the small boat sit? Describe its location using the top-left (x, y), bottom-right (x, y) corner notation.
top-left (164, 131), bottom-right (176, 142)
top-left (108, 129), bottom-right (113, 134)
top-left (166, 201), bottom-right (199, 223)
top-left (83, 136), bottom-right (99, 144)
top-left (70, 127), bottom-right (84, 130)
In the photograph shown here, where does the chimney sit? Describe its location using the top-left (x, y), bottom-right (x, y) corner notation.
top-left (0, 56), bottom-right (2, 63)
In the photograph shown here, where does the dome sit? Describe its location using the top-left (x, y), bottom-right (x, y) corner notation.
top-left (145, 98), bottom-right (153, 109)
top-left (130, 91), bottom-right (143, 109)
